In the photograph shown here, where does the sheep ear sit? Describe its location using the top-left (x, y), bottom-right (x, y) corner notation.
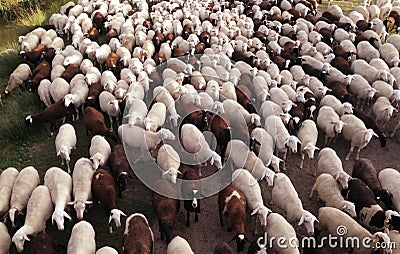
top-left (84, 201), bottom-right (93, 205)
top-left (385, 227), bottom-right (390, 235)
top-left (64, 211), bottom-right (72, 221)
top-left (251, 207), bottom-right (259, 216)
top-left (67, 201), bottom-right (75, 206)
top-left (298, 214), bottom-right (305, 225)
top-left (177, 170), bottom-right (182, 175)
top-left (57, 151), bottom-right (60, 156)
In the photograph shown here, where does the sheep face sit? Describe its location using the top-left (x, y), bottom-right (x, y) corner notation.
top-left (303, 144), bottom-right (319, 160)
top-left (109, 209), bottom-right (127, 234)
top-left (250, 114), bottom-right (261, 126)
top-left (64, 94), bottom-right (75, 107)
top-left (160, 129), bottom-right (176, 141)
top-left (362, 129), bottom-right (378, 146)
top-left (282, 100), bottom-right (295, 113)
top-left (52, 209), bottom-right (72, 231)
top-left (251, 205), bottom-right (271, 228)
top-left (69, 200), bottom-right (92, 220)
top-left (213, 101), bottom-right (225, 114)
top-left (12, 231), bottom-right (29, 252)
top-left (336, 172), bottom-right (351, 189)
top-left (90, 153), bottom-right (104, 170)
top-left (371, 232), bottom-right (392, 254)
top-left (342, 201), bottom-right (357, 218)
top-left (333, 120), bottom-right (346, 134)
top-left (210, 152), bottom-right (222, 170)
top-left (58, 145), bottom-right (73, 163)
top-left (298, 210), bottom-right (318, 236)
top-left (235, 234), bottom-right (246, 253)
top-left (285, 136), bottom-right (301, 154)
top-left (162, 168), bottom-right (181, 184)
top-left (169, 113), bottom-right (180, 128)
top-left (342, 102), bottom-right (353, 114)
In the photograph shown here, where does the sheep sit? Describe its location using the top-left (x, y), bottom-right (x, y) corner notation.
top-left (49, 77), bottom-right (69, 104)
top-left (68, 157), bottom-right (94, 220)
top-left (181, 168), bottom-right (201, 227)
top-left (99, 91), bottom-right (120, 129)
top-left (5, 63), bottom-right (31, 94)
top-left (64, 79), bottom-right (89, 121)
top-left (153, 86), bottom-right (180, 127)
top-left (8, 166), bottom-right (40, 228)
top-left (371, 96), bottom-right (397, 129)
top-left (225, 139), bottom-right (275, 185)
top-left (67, 220), bottom-right (96, 254)
top-left (259, 100), bottom-right (291, 125)
top-left (264, 115), bottom-right (302, 170)
top-left (232, 169), bottom-right (272, 235)
top-left (379, 43), bottom-right (400, 67)
top-left (83, 106), bottom-right (118, 142)
top-left (54, 123), bottom-right (76, 174)
top-left (250, 127), bottom-right (283, 173)
top-left (269, 87), bottom-right (296, 113)
top-left (317, 207), bottom-right (392, 254)
top-left (270, 172), bottom-right (318, 235)
top-left (316, 106), bottom-right (346, 146)
top-left (320, 95), bottom-right (354, 116)
top-left (220, 81), bottom-right (237, 101)
top-left (347, 74), bottom-right (378, 108)
top-left (351, 59), bottom-right (389, 84)
top-left (118, 124), bottom-right (175, 159)
top-left (341, 114), bottom-right (378, 160)
top-left (180, 124), bottom-right (222, 175)
top-left (92, 169), bottom-right (126, 234)
top-left (264, 212), bottom-right (300, 254)
top-left (43, 167), bottom-right (72, 231)
top-left (218, 184), bottom-right (248, 253)
top-left (152, 179), bottom-right (180, 243)
top-left (12, 185), bottom-right (53, 252)
top-left (213, 242), bottom-right (235, 254)
top-left (297, 119), bottom-right (319, 170)
top-left (0, 167), bottom-right (18, 218)
top-left (123, 213), bottom-right (154, 253)
top-left (372, 80), bottom-right (394, 99)
top-left (89, 135), bottom-right (111, 170)
top-left (317, 147), bottom-right (352, 189)
top-left (0, 222), bottom-right (11, 253)
top-left (156, 144), bottom-right (181, 184)
top-left (198, 92), bottom-right (224, 114)
top-left (378, 168), bottom-right (400, 211)
top-left (167, 236), bottom-right (194, 254)
top-left (310, 173), bottom-right (357, 218)
top-left (96, 247), bottom-right (118, 254)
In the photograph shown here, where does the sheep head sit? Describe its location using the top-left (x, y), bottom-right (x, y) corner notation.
top-left (250, 113), bottom-right (261, 126)
top-left (90, 153), bottom-right (104, 169)
top-left (159, 128), bottom-right (176, 141)
top-left (371, 232), bottom-right (392, 254)
top-left (335, 171), bottom-right (352, 189)
top-left (57, 145), bottom-right (73, 163)
top-left (162, 168), bottom-right (181, 184)
top-left (285, 135), bottom-right (301, 154)
top-left (52, 209), bottom-right (72, 231)
top-left (282, 100), bottom-right (296, 113)
top-left (342, 201), bottom-right (357, 218)
top-left (12, 230), bottom-right (30, 253)
top-left (342, 102), bottom-right (354, 114)
top-left (68, 200), bottom-right (92, 220)
top-left (210, 152), bottom-right (222, 170)
top-left (109, 209), bottom-right (127, 234)
top-left (169, 112), bottom-right (181, 127)
top-left (213, 101), bottom-right (225, 114)
top-left (251, 205), bottom-right (271, 228)
top-left (303, 144), bottom-right (320, 160)
top-left (298, 210), bottom-right (318, 236)
top-left (332, 120), bottom-right (346, 134)
top-left (270, 155), bottom-right (283, 173)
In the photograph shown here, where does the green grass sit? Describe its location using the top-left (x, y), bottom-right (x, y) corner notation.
top-left (17, 6), bottom-right (46, 27)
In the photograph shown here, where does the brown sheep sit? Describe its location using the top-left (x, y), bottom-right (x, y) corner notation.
top-left (330, 56), bottom-right (352, 75)
top-left (28, 232), bottom-right (65, 254)
top-left (20, 43), bottom-right (47, 64)
top-left (82, 106), bottom-right (118, 142)
top-left (108, 144), bottom-right (131, 197)
top-left (235, 86), bottom-right (257, 114)
top-left (209, 113), bottom-right (232, 159)
top-left (123, 213), bottom-right (154, 254)
top-left (182, 168), bottom-right (201, 227)
top-left (27, 61), bottom-right (51, 91)
top-left (213, 243), bottom-right (234, 254)
top-left (87, 27), bottom-right (99, 41)
top-left (152, 179), bottom-right (180, 243)
top-left (105, 28), bottom-right (118, 44)
top-left (106, 52), bottom-right (120, 76)
top-left (85, 81), bottom-right (104, 109)
top-left (327, 80), bottom-right (352, 102)
top-left (92, 169), bottom-right (126, 234)
top-left (61, 64), bottom-right (80, 82)
top-left (92, 12), bottom-right (106, 33)
top-left (218, 184), bottom-right (248, 253)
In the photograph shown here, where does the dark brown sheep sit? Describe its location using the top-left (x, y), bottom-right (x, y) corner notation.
top-left (123, 213), bottom-right (154, 254)
top-left (83, 106), bottom-right (118, 142)
top-left (105, 28), bottom-right (118, 44)
top-left (92, 169), bottom-right (126, 234)
top-left (28, 232), bottom-right (65, 254)
top-left (20, 43), bottom-right (47, 64)
top-left (353, 107), bottom-right (386, 147)
top-left (27, 61), bottom-right (51, 91)
top-left (182, 168), bottom-right (201, 227)
top-left (61, 64), bottom-right (80, 82)
top-left (108, 144), bottom-right (132, 197)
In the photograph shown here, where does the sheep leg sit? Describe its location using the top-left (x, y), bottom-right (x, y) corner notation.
top-left (355, 147), bottom-right (362, 160)
top-left (345, 145), bottom-right (354, 161)
top-left (391, 121), bottom-right (400, 137)
top-left (186, 210), bottom-right (190, 227)
top-left (254, 216), bottom-right (259, 236)
top-left (67, 162), bottom-right (71, 174)
top-left (108, 115), bottom-right (114, 131)
top-left (324, 134), bottom-right (329, 146)
top-left (195, 210), bottom-right (199, 222)
top-left (309, 185), bottom-right (315, 199)
top-left (219, 206), bottom-right (224, 227)
top-left (299, 153), bottom-right (305, 169)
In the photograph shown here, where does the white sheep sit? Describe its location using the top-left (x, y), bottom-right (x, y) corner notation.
top-left (0, 222), bottom-right (11, 253)
top-left (12, 185), bottom-right (53, 252)
top-left (225, 139), bottom-right (275, 185)
top-left (269, 87), bottom-right (296, 113)
top-left (317, 147), bottom-right (352, 189)
top-left (232, 169), bottom-right (272, 235)
top-left (44, 167), bottom-right (72, 231)
top-left (68, 157), bottom-right (94, 220)
top-left (64, 79), bottom-right (89, 121)
top-left (379, 43), bottom-right (400, 67)
top-left (371, 96), bottom-right (397, 128)
top-left (180, 124), bottom-right (222, 175)
top-left (153, 86), bottom-right (180, 127)
top-left (341, 115), bottom-right (377, 161)
top-left (96, 44), bottom-right (112, 70)
top-left (5, 63), bottom-right (31, 94)
top-left (220, 81), bottom-right (237, 101)
top-left (51, 65), bottom-right (65, 82)
top-left (8, 166), bottom-right (40, 227)
top-left (49, 78), bottom-right (69, 103)
top-left (101, 70), bottom-right (118, 92)
top-left (156, 144), bottom-right (181, 184)
top-left (265, 115), bottom-right (302, 170)
top-left (167, 236), bottom-right (194, 254)
top-left (67, 220), bottom-right (96, 254)
top-left (316, 106), bottom-right (346, 145)
top-left (297, 119), bottom-right (319, 170)
top-left (89, 135), bottom-right (111, 170)
top-left (118, 124), bottom-right (175, 160)
top-left (223, 99), bottom-right (261, 127)
top-left (37, 79), bottom-right (52, 107)
top-left (143, 102), bottom-right (166, 132)
top-left (351, 59), bottom-right (389, 84)
top-left (317, 207), bottom-right (392, 254)
top-left (125, 97), bottom-right (148, 127)
top-left (270, 173), bottom-right (318, 235)
top-left (96, 246), bottom-right (118, 254)
top-left (309, 173), bottom-right (357, 218)
top-left (372, 80), bottom-right (393, 98)
top-left (347, 74), bottom-right (378, 108)
top-left (250, 127), bottom-right (283, 173)
top-left (84, 66), bottom-right (101, 86)
top-left (205, 80), bottom-right (220, 101)
top-left (55, 123), bottom-right (77, 173)
top-left (198, 92), bottom-right (224, 114)
top-left (320, 94), bottom-right (354, 116)
top-left (259, 100), bottom-right (291, 125)
top-left (0, 167), bottom-right (19, 215)
top-left (378, 168), bottom-right (400, 211)
top-left (264, 213), bottom-right (300, 254)
top-left (99, 91), bottom-right (120, 129)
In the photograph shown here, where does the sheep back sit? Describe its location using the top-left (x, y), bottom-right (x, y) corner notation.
top-left (10, 166), bottom-right (40, 212)
top-left (0, 167), bottom-right (19, 214)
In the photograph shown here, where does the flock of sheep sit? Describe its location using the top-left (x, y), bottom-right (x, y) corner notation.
top-left (3, 0), bottom-right (400, 252)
